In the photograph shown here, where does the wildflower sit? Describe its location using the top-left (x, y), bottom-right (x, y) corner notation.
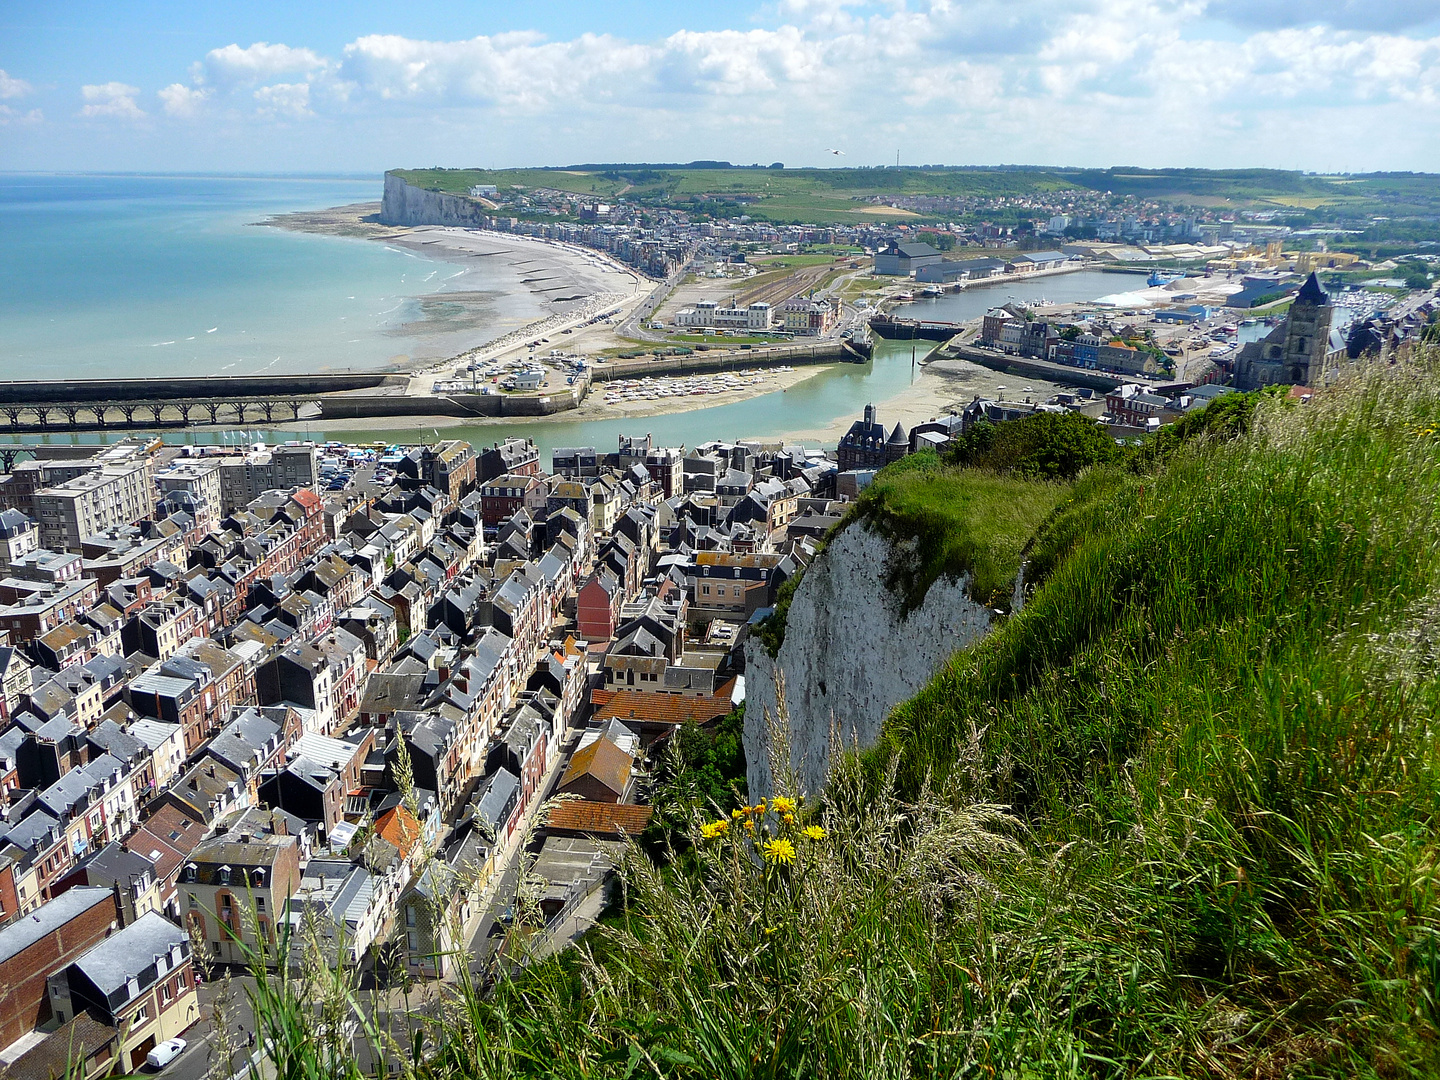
top-left (802, 825), bottom-right (826, 841)
top-left (772, 796), bottom-right (796, 814)
top-left (700, 820), bottom-right (729, 839)
top-left (783, 812), bottom-right (795, 824)
top-left (762, 838), bottom-right (796, 865)
top-left (753, 800), bottom-right (766, 814)
top-left (731, 809), bottom-right (745, 820)
top-left (743, 819), bottom-right (756, 833)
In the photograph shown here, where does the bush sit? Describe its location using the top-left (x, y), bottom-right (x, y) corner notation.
top-left (946, 410), bottom-right (1122, 480)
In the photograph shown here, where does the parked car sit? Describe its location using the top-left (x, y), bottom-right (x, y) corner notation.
top-left (146, 1038), bottom-right (187, 1070)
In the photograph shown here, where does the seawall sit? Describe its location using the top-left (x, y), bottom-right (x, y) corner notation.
top-left (0, 373), bottom-right (400, 405)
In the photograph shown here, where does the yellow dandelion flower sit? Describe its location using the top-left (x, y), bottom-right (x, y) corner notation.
top-left (772, 797), bottom-right (796, 814)
top-left (731, 809), bottom-right (745, 820)
top-left (802, 825), bottom-right (826, 841)
top-left (762, 838), bottom-right (796, 864)
top-left (783, 812), bottom-right (795, 824)
top-left (700, 820), bottom-right (729, 839)
top-left (743, 819), bottom-right (756, 833)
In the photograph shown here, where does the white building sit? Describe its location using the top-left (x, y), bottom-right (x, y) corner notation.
top-left (674, 300), bottom-right (772, 331)
top-left (34, 458), bottom-right (156, 552)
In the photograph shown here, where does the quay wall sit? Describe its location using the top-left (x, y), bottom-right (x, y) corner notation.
top-left (941, 344), bottom-right (1132, 392)
top-left (317, 384), bottom-right (588, 422)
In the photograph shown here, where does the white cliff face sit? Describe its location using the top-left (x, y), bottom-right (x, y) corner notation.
top-left (380, 174), bottom-right (487, 228)
top-left (743, 521), bottom-right (997, 801)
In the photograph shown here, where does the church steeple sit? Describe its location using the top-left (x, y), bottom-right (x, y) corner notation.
top-left (1295, 271), bottom-right (1327, 307)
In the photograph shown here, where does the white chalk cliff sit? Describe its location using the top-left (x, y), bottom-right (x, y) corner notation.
top-left (744, 521), bottom-right (1004, 801)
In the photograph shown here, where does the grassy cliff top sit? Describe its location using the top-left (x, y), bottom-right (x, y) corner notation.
top-left (851, 451), bottom-right (1068, 612)
top-left (752, 452), bottom-right (1066, 657)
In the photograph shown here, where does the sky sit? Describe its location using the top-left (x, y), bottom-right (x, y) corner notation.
top-left (3, 0), bottom-right (1440, 175)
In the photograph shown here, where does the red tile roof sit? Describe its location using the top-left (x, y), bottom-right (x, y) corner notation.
top-left (590, 690), bottom-right (733, 726)
top-left (290, 489), bottom-right (323, 512)
top-left (558, 737), bottom-right (633, 799)
top-left (374, 805), bottom-right (422, 856)
top-left (543, 800), bottom-right (653, 837)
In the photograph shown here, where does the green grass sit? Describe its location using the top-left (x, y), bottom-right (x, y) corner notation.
top-left (242, 357), bottom-right (1440, 1078)
top-left (746, 254), bottom-right (840, 269)
top-left (851, 450), bottom-right (1069, 611)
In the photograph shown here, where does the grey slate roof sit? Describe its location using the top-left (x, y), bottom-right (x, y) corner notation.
top-left (70, 910), bottom-right (186, 997)
top-left (0, 886), bottom-right (113, 965)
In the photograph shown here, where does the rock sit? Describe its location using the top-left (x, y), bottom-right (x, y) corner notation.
top-left (743, 520), bottom-right (998, 801)
top-left (381, 174), bottom-right (487, 228)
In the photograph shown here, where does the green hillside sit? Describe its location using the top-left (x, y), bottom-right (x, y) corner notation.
top-left (391, 164), bottom-right (1440, 223)
top-left (250, 358), bottom-right (1440, 1077)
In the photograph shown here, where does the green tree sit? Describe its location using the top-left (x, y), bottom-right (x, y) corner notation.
top-left (947, 411), bottom-right (1122, 480)
top-left (642, 706), bottom-right (747, 851)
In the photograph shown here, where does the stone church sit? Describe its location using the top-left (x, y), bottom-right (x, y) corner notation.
top-left (1233, 272), bottom-right (1335, 391)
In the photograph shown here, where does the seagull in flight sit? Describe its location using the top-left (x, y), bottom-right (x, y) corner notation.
top-left (826, 148), bottom-right (845, 156)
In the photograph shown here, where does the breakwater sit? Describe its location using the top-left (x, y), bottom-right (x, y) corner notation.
top-left (0, 374), bottom-right (404, 433)
top-left (938, 344), bottom-right (1133, 392)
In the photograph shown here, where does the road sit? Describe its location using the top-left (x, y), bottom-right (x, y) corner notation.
top-left (166, 974), bottom-right (259, 1080)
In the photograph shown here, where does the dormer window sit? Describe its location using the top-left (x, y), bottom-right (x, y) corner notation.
top-left (217, 865), bottom-right (231, 885)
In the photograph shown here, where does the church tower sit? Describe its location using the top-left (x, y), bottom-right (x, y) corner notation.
top-left (1282, 273), bottom-right (1332, 387)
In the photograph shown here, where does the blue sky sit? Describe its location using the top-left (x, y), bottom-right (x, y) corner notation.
top-left (3, 0), bottom-right (1440, 173)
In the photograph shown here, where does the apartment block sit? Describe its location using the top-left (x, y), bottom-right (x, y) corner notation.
top-left (34, 459), bottom-right (156, 553)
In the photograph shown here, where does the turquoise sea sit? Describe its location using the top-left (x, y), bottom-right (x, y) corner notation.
top-left (0, 173), bottom-right (548, 380)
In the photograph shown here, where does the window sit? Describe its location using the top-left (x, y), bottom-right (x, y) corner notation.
top-left (405, 907), bottom-right (416, 928)
top-left (407, 931), bottom-right (419, 953)
top-left (188, 894), bottom-right (197, 909)
top-left (255, 897), bottom-right (265, 912)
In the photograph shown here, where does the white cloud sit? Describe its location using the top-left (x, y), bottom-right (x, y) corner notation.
top-left (0, 104), bottom-right (42, 125)
top-left (159, 83), bottom-right (211, 118)
top-left (103, 2), bottom-right (1440, 169)
top-left (337, 32), bottom-right (649, 110)
top-left (198, 42), bottom-right (328, 89)
top-left (0, 69), bottom-right (31, 99)
top-left (79, 82), bottom-right (145, 120)
top-left (253, 81), bottom-right (312, 119)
